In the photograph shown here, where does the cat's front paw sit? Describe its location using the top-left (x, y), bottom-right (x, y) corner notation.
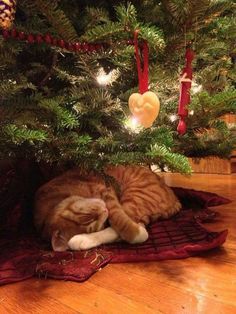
top-left (68, 234), bottom-right (100, 251)
top-left (130, 225), bottom-right (149, 244)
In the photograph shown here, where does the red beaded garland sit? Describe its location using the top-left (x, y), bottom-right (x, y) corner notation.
top-left (1, 27), bottom-right (149, 55)
top-left (27, 34), bottom-right (35, 43)
top-left (44, 34), bottom-right (52, 44)
top-left (18, 31), bottom-right (25, 40)
top-left (2, 29), bottom-right (9, 38)
top-left (52, 38), bottom-right (57, 46)
top-left (57, 39), bottom-right (65, 48)
top-left (10, 28), bottom-right (17, 37)
top-left (36, 34), bottom-right (43, 43)
top-left (1, 28), bottom-right (108, 53)
top-left (66, 42), bottom-right (73, 51)
top-left (73, 42), bottom-right (80, 51)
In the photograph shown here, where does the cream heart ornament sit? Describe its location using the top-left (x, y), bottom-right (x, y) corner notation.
top-left (128, 91), bottom-right (160, 128)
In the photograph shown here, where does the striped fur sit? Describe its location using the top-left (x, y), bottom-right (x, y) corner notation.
top-left (34, 165), bottom-right (181, 251)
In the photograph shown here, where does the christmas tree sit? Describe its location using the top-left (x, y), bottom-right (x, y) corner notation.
top-left (0, 0), bottom-right (235, 175)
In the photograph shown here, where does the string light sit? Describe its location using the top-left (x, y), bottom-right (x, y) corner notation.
top-left (169, 114), bottom-right (178, 122)
top-left (192, 81), bottom-right (202, 94)
top-left (96, 67), bottom-right (119, 86)
top-left (124, 116), bottom-right (142, 133)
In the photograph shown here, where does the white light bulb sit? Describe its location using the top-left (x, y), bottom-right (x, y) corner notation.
top-left (97, 72), bottom-right (110, 85)
top-left (169, 114), bottom-right (178, 122)
top-left (192, 81), bottom-right (202, 94)
top-left (96, 67), bottom-right (119, 86)
top-left (125, 117), bottom-right (142, 133)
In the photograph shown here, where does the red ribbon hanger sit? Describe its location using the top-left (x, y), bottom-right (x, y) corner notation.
top-left (177, 47), bottom-right (195, 135)
top-left (134, 30), bottom-right (149, 94)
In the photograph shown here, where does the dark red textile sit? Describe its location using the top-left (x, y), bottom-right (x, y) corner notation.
top-left (0, 236), bottom-right (112, 285)
top-left (103, 212), bottom-right (228, 263)
top-left (172, 187), bottom-right (231, 209)
top-left (0, 170), bottom-right (231, 285)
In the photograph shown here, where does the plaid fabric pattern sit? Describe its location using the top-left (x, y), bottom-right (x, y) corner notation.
top-left (0, 169), bottom-right (230, 285)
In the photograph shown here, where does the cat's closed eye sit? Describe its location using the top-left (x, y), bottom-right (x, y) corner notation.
top-left (34, 165), bottom-right (181, 252)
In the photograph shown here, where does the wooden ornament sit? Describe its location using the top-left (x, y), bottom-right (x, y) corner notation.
top-left (128, 91), bottom-right (160, 128)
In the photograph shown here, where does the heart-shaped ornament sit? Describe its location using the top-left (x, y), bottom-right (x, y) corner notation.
top-left (128, 91), bottom-right (160, 128)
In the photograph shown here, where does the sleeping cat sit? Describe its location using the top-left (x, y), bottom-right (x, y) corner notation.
top-left (34, 165), bottom-right (181, 251)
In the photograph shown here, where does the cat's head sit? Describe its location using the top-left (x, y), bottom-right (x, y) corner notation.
top-left (51, 196), bottom-right (108, 251)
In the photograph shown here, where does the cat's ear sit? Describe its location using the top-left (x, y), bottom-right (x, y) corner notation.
top-left (51, 230), bottom-right (69, 252)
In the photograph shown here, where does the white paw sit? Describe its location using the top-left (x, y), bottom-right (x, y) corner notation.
top-left (68, 234), bottom-right (100, 251)
top-left (130, 225), bottom-right (149, 244)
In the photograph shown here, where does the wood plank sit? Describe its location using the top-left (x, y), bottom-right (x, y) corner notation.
top-left (0, 282), bottom-right (80, 314)
top-left (188, 157), bottom-right (232, 174)
top-left (0, 278), bottom-right (158, 314)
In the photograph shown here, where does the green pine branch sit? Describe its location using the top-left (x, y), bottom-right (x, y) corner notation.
top-left (39, 98), bottom-right (79, 129)
top-left (147, 144), bottom-right (192, 174)
top-left (2, 124), bottom-right (48, 144)
top-left (33, 0), bottom-right (78, 41)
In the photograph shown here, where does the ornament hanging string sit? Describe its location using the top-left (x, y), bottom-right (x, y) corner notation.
top-left (177, 45), bottom-right (194, 135)
top-left (134, 30), bottom-right (149, 94)
top-left (128, 31), bottom-right (160, 128)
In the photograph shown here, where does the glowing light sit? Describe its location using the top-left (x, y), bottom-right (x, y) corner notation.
top-left (125, 116), bottom-right (142, 133)
top-left (189, 110), bottom-right (194, 115)
top-left (169, 114), bottom-right (178, 122)
top-left (8, 79), bottom-right (16, 84)
top-left (192, 81), bottom-right (202, 94)
top-left (96, 67), bottom-right (119, 86)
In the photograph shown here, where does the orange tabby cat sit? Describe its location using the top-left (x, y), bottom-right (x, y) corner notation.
top-left (34, 165), bottom-right (181, 251)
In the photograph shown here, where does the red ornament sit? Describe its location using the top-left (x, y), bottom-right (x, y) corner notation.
top-left (10, 28), bottom-right (17, 38)
top-left (44, 34), bottom-right (52, 44)
top-left (27, 34), bottom-right (35, 43)
top-left (87, 44), bottom-right (93, 52)
top-left (2, 29), bottom-right (9, 38)
top-left (82, 43), bottom-right (89, 52)
top-left (127, 39), bottom-right (134, 45)
top-left (73, 42), bottom-right (80, 51)
top-left (177, 47), bottom-right (194, 135)
top-left (95, 43), bottom-right (102, 51)
top-left (57, 39), bottom-right (65, 48)
top-left (66, 42), bottom-right (73, 51)
top-left (52, 38), bottom-right (57, 46)
top-left (18, 31), bottom-right (25, 40)
top-left (36, 34), bottom-right (43, 43)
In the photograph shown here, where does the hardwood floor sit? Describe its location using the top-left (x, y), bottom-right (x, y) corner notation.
top-left (1, 173), bottom-right (236, 314)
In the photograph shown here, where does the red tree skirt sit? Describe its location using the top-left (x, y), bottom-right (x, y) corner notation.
top-left (0, 187), bottom-right (230, 286)
top-left (103, 212), bottom-right (228, 263)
